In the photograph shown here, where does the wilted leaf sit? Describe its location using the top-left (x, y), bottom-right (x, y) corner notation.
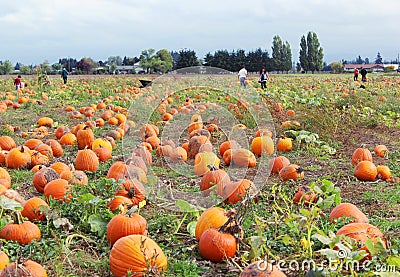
top-left (187, 221), bottom-right (197, 237)
top-left (88, 214), bottom-right (108, 236)
top-left (53, 217), bottom-right (74, 230)
top-left (317, 249), bottom-right (340, 260)
top-left (312, 233), bottom-right (333, 245)
top-left (0, 195), bottom-right (22, 211)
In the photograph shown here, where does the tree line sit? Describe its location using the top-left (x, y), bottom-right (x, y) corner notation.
top-left (0, 31), bottom-right (326, 75)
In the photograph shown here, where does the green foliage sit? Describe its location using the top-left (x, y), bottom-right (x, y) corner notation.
top-left (299, 31), bottom-right (324, 73)
top-left (331, 61), bottom-right (344, 73)
top-left (156, 49), bottom-right (173, 73)
top-left (0, 60), bottom-right (13, 75)
top-left (272, 35), bottom-right (292, 72)
top-left (175, 49), bottom-right (199, 69)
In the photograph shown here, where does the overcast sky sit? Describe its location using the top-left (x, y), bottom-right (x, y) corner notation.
top-left (1, 0), bottom-right (399, 65)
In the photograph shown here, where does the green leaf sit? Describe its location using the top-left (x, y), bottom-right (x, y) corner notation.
top-left (88, 214), bottom-right (108, 236)
top-left (319, 194), bottom-right (336, 209)
top-left (313, 185), bottom-right (323, 194)
top-left (317, 249), bottom-right (339, 260)
top-left (187, 221), bottom-right (197, 237)
top-left (0, 196), bottom-right (23, 211)
top-left (78, 193), bottom-right (95, 203)
top-left (247, 236), bottom-right (267, 259)
top-left (175, 199), bottom-right (198, 213)
top-left (280, 235), bottom-right (292, 245)
top-left (299, 208), bottom-right (311, 217)
top-left (365, 239), bottom-right (375, 256)
top-left (312, 233), bottom-right (333, 245)
top-left (387, 255), bottom-right (400, 267)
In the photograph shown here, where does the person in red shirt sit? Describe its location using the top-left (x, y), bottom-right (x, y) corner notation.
top-left (353, 68), bottom-right (359, 81)
top-left (14, 75), bottom-right (22, 90)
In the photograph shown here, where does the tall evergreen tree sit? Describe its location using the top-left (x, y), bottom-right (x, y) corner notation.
top-left (272, 35), bottom-right (292, 73)
top-left (299, 32), bottom-right (324, 73)
top-left (175, 49), bottom-right (199, 69)
top-left (272, 35), bottom-right (283, 72)
top-left (299, 36), bottom-right (308, 72)
top-left (375, 52), bottom-right (383, 64)
top-left (282, 41), bottom-right (292, 72)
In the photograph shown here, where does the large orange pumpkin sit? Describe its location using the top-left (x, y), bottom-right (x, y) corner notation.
top-left (193, 152), bottom-right (220, 176)
top-left (269, 156), bottom-right (290, 174)
top-left (223, 179), bottom-right (255, 204)
top-left (0, 260), bottom-right (47, 277)
top-left (251, 136), bottom-right (274, 156)
top-left (195, 207), bottom-right (229, 241)
top-left (329, 203), bottom-right (369, 223)
top-left (107, 213), bottom-right (148, 246)
top-left (109, 235), bottom-right (167, 277)
top-left (354, 161), bottom-right (377, 181)
top-left (351, 148), bottom-right (373, 166)
top-left (75, 149), bottom-right (99, 172)
top-left (198, 228), bottom-right (237, 263)
top-left (0, 219), bottom-right (41, 245)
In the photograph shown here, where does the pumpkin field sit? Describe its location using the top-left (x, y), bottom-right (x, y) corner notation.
top-left (0, 69), bottom-right (399, 276)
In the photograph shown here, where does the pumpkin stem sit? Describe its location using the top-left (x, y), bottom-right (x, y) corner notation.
top-left (127, 187), bottom-right (136, 198)
top-left (13, 211), bottom-right (24, 225)
top-left (218, 216), bottom-right (234, 233)
top-left (126, 206), bottom-right (138, 217)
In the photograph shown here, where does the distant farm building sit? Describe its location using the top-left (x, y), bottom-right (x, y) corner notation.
top-left (343, 64), bottom-right (385, 72)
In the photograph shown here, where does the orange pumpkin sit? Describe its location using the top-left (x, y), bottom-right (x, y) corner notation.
top-left (219, 140), bottom-right (240, 157)
top-left (75, 149), bottom-right (99, 172)
top-left (22, 197), bottom-right (50, 221)
top-left (109, 235), bottom-right (167, 277)
top-left (376, 165), bottom-right (391, 180)
top-left (269, 156), bottom-right (290, 174)
top-left (193, 152), bottom-right (220, 176)
top-left (354, 161), bottom-right (377, 181)
top-left (351, 148), bottom-right (373, 166)
top-left (199, 228), bottom-right (237, 263)
top-left (107, 196), bottom-right (133, 213)
top-left (232, 149), bottom-right (257, 168)
top-left (374, 145), bottom-right (388, 158)
top-left (251, 136), bottom-right (274, 156)
top-left (200, 166), bottom-right (230, 196)
top-left (293, 185), bottom-right (316, 206)
top-left (276, 137), bottom-right (292, 152)
top-left (279, 164), bottom-right (304, 181)
top-left (107, 213), bottom-right (148, 246)
top-left (329, 203), bottom-right (369, 223)
top-left (44, 178), bottom-right (72, 202)
top-left (195, 207), bottom-right (229, 240)
top-left (223, 179), bottom-right (256, 204)
top-left (76, 126), bottom-right (95, 150)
